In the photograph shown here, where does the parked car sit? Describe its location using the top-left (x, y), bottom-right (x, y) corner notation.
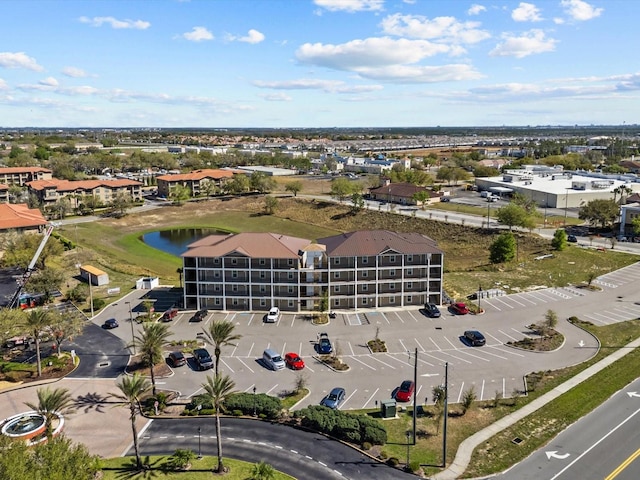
top-left (265, 306), bottom-right (281, 323)
top-left (464, 330), bottom-right (486, 346)
top-left (320, 387), bottom-right (346, 409)
top-left (423, 303), bottom-right (441, 318)
top-left (567, 234), bottom-right (578, 243)
top-left (193, 348), bottom-right (214, 370)
top-left (394, 380), bottom-right (415, 402)
top-left (161, 308), bottom-right (179, 322)
top-left (262, 348), bottom-right (285, 370)
top-left (168, 351), bottom-right (186, 367)
top-left (317, 332), bottom-right (333, 354)
top-left (284, 352), bottom-right (305, 370)
top-left (191, 309), bottom-right (208, 322)
top-left (103, 318), bottom-right (119, 329)
top-left (440, 196), bottom-right (450, 202)
top-left (450, 302), bottom-right (470, 315)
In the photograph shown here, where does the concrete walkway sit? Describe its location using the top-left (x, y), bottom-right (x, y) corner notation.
top-left (432, 336), bottom-right (640, 480)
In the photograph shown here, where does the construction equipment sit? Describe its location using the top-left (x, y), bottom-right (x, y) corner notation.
top-left (8, 224), bottom-right (55, 309)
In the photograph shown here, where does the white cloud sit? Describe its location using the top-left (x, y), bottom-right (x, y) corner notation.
top-left (489, 29), bottom-right (557, 58)
top-left (313, 0), bottom-right (384, 13)
top-left (0, 78), bottom-right (8, 90)
top-left (39, 77), bottom-right (58, 87)
top-left (229, 29), bottom-right (265, 44)
top-left (467, 4), bottom-right (486, 16)
top-left (0, 52), bottom-right (44, 71)
top-left (297, 37), bottom-right (453, 71)
top-left (78, 16), bottom-right (150, 29)
top-left (355, 64), bottom-right (484, 83)
top-left (512, 3), bottom-right (543, 22)
top-left (62, 66), bottom-right (88, 78)
top-left (561, 0), bottom-right (603, 21)
top-left (380, 14), bottom-right (491, 45)
top-left (183, 26), bottom-right (214, 42)
top-left (253, 78), bottom-right (383, 94)
top-left (260, 92), bottom-right (292, 101)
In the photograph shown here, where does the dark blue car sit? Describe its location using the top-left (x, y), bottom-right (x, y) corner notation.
top-left (317, 332), bottom-right (333, 354)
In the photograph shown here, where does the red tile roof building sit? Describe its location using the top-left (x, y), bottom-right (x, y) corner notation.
top-left (182, 229), bottom-right (443, 312)
top-left (26, 178), bottom-right (143, 207)
top-left (156, 169), bottom-right (239, 198)
top-left (0, 167), bottom-right (52, 186)
top-left (0, 203), bottom-right (48, 232)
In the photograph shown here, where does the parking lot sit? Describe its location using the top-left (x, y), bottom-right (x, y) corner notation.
top-left (92, 261), bottom-right (640, 413)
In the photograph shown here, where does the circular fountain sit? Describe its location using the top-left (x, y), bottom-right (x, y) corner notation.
top-left (0, 411), bottom-right (65, 445)
top-left (1, 411), bottom-right (47, 440)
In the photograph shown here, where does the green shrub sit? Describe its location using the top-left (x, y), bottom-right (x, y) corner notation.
top-left (223, 392), bottom-right (282, 419)
top-left (387, 457), bottom-right (399, 467)
top-left (295, 406), bottom-right (387, 446)
top-left (409, 460), bottom-right (421, 472)
top-left (232, 409), bottom-right (243, 416)
top-left (362, 441), bottom-right (372, 450)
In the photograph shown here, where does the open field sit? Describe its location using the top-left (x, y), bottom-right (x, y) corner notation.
top-left (61, 194), bottom-right (637, 308)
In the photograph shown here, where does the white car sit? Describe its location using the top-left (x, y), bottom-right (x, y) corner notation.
top-left (265, 307), bottom-right (281, 323)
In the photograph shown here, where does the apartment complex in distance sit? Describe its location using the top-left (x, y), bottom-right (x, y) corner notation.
top-left (182, 230), bottom-right (443, 312)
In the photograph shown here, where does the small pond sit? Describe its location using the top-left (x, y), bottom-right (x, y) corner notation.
top-left (142, 228), bottom-right (223, 256)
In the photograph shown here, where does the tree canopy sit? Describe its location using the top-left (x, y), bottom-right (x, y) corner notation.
top-left (578, 199), bottom-right (619, 229)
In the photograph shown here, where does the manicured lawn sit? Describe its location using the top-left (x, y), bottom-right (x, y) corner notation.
top-left (100, 456), bottom-right (296, 479)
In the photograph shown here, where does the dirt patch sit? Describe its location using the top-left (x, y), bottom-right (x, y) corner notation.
top-left (126, 356), bottom-right (173, 378)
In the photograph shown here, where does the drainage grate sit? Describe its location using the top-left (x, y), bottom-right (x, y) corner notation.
top-left (512, 437), bottom-right (523, 445)
top-left (98, 361), bottom-right (111, 368)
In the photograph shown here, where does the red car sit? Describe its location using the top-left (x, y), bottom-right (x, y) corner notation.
top-left (450, 302), bottom-right (470, 315)
top-left (395, 380), bottom-right (415, 402)
top-left (284, 352), bottom-right (305, 370)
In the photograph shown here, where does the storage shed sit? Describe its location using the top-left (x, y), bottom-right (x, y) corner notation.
top-left (80, 265), bottom-right (109, 286)
top-left (136, 277), bottom-right (159, 290)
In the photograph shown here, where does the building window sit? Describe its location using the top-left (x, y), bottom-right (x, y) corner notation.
top-left (288, 259), bottom-right (294, 266)
top-left (390, 283), bottom-right (395, 290)
top-left (390, 269), bottom-right (396, 277)
top-left (362, 298), bottom-right (368, 305)
top-left (390, 255), bottom-right (396, 263)
top-left (260, 299), bottom-right (266, 307)
top-left (214, 298), bottom-right (221, 305)
top-left (288, 300), bottom-right (294, 308)
top-left (407, 295), bottom-right (412, 302)
top-left (232, 270), bottom-right (238, 278)
top-left (214, 272), bottom-right (220, 279)
top-left (334, 258), bottom-right (340, 265)
top-left (232, 285), bottom-right (238, 292)
top-left (260, 286), bottom-right (266, 293)
top-left (334, 299), bottom-right (340, 307)
top-left (334, 285), bottom-right (340, 293)
top-left (390, 296), bottom-right (396, 304)
top-left (288, 286), bottom-right (294, 293)
top-left (407, 268), bottom-right (413, 276)
top-left (232, 299), bottom-right (239, 306)
top-left (334, 272), bottom-right (340, 279)
top-left (407, 255), bottom-right (413, 262)
top-left (288, 272), bottom-right (294, 279)
top-left (259, 259), bottom-right (266, 265)
top-left (362, 271), bottom-right (368, 278)
top-left (361, 257), bottom-right (368, 264)
top-left (407, 282), bottom-right (413, 289)
top-left (231, 258), bottom-right (237, 265)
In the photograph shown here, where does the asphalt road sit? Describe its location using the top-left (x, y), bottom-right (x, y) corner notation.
top-left (493, 377), bottom-right (640, 480)
top-left (136, 417), bottom-right (416, 480)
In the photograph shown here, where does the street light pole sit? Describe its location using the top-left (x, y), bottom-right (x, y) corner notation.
top-left (405, 430), bottom-right (411, 472)
top-left (197, 426), bottom-right (202, 459)
top-left (88, 272), bottom-right (94, 318)
top-left (442, 361), bottom-right (449, 468)
top-left (486, 200), bottom-right (490, 229)
top-left (412, 347), bottom-right (417, 445)
top-left (253, 386), bottom-right (257, 417)
top-left (125, 301), bottom-right (136, 355)
top-left (478, 285), bottom-right (482, 312)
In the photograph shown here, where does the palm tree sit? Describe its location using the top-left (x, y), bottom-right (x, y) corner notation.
top-left (250, 460), bottom-right (276, 480)
top-left (24, 387), bottom-right (75, 439)
top-left (111, 373), bottom-right (151, 471)
top-left (24, 308), bottom-right (53, 377)
top-left (133, 321), bottom-right (171, 396)
top-left (202, 320), bottom-right (241, 376)
top-left (176, 267), bottom-right (183, 289)
top-left (201, 374), bottom-right (236, 474)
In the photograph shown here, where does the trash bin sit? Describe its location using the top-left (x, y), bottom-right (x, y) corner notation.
top-left (381, 399), bottom-right (397, 418)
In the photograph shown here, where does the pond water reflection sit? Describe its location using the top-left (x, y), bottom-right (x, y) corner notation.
top-left (142, 228), bottom-right (222, 256)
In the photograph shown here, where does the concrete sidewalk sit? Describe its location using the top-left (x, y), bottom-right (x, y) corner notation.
top-left (432, 336), bottom-right (640, 480)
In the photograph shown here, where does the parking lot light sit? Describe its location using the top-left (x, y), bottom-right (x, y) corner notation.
top-left (253, 386), bottom-right (257, 417)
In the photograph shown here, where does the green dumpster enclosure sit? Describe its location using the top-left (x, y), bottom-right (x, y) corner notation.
top-left (381, 399), bottom-right (397, 418)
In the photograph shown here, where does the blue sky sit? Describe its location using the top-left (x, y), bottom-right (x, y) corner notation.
top-left (0, 0), bottom-right (635, 128)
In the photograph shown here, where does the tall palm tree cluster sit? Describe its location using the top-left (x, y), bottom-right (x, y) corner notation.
top-left (116, 318), bottom-right (242, 474)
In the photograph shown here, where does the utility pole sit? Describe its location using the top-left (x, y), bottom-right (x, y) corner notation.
top-left (442, 361), bottom-right (449, 468)
top-left (413, 347), bottom-right (418, 445)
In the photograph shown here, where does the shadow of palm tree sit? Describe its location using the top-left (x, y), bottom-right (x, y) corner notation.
top-left (74, 392), bottom-right (112, 413)
top-left (109, 456), bottom-right (164, 479)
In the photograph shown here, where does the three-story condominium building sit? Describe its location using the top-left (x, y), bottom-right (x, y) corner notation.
top-left (182, 229), bottom-right (443, 312)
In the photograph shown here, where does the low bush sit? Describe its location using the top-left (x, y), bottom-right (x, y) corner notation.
top-left (294, 406), bottom-right (387, 445)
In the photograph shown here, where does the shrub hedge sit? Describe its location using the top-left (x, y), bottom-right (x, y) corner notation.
top-left (294, 405), bottom-right (387, 445)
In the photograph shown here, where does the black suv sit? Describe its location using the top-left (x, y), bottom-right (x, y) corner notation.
top-left (423, 303), bottom-right (441, 318)
top-left (193, 348), bottom-right (214, 370)
top-left (191, 309), bottom-right (208, 322)
top-left (464, 330), bottom-right (486, 346)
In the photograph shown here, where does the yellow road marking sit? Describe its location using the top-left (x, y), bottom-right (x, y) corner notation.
top-left (605, 447), bottom-right (640, 480)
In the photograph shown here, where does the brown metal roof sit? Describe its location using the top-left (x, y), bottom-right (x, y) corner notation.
top-left (26, 178), bottom-right (141, 192)
top-left (317, 230), bottom-right (442, 256)
top-left (369, 182), bottom-right (436, 199)
top-left (183, 232), bottom-right (311, 259)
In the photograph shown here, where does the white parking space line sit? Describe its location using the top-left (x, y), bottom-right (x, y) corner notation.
top-left (503, 295), bottom-right (527, 307)
top-left (489, 346), bottom-right (525, 357)
top-left (511, 293), bottom-right (537, 305)
top-left (613, 305), bottom-right (640, 316)
top-left (281, 342), bottom-right (286, 354)
top-left (525, 291), bottom-right (550, 303)
top-left (549, 289), bottom-right (571, 299)
top-left (390, 311), bottom-right (404, 324)
top-left (363, 388), bottom-right (379, 409)
top-left (606, 308), bottom-right (637, 320)
top-left (387, 354), bottom-right (413, 368)
top-left (398, 339), bottom-right (410, 352)
top-left (456, 349), bottom-right (491, 362)
top-left (265, 384), bottom-right (279, 395)
top-left (303, 363), bottom-right (314, 373)
top-left (220, 358), bottom-right (234, 373)
top-left (246, 342), bottom-right (255, 358)
top-left (456, 382), bottom-right (465, 403)
top-left (582, 313), bottom-right (609, 325)
top-left (236, 357), bottom-right (255, 373)
top-left (429, 337), bottom-right (442, 350)
top-left (443, 337), bottom-right (459, 349)
top-left (407, 311), bottom-right (421, 322)
top-left (342, 389), bottom-right (358, 409)
top-left (290, 316), bottom-right (295, 327)
top-left (368, 354), bottom-right (397, 369)
top-left (230, 344), bottom-right (239, 356)
top-left (489, 296), bottom-right (515, 309)
top-left (348, 341), bottom-right (355, 356)
top-left (437, 350), bottom-right (473, 364)
top-left (477, 347), bottom-right (509, 360)
top-left (480, 379), bottom-right (485, 400)
top-left (417, 356), bottom-right (435, 367)
top-left (414, 338), bottom-right (427, 352)
top-left (348, 356), bottom-right (376, 370)
top-left (532, 290), bottom-right (560, 302)
top-left (501, 329), bottom-right (520, 341)
top-left (381, 312), bottom-right (391, 325)
top-left (482, 299), bottom-right (501, 311)
top-left (422, 351), bottom-right (451, 364)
